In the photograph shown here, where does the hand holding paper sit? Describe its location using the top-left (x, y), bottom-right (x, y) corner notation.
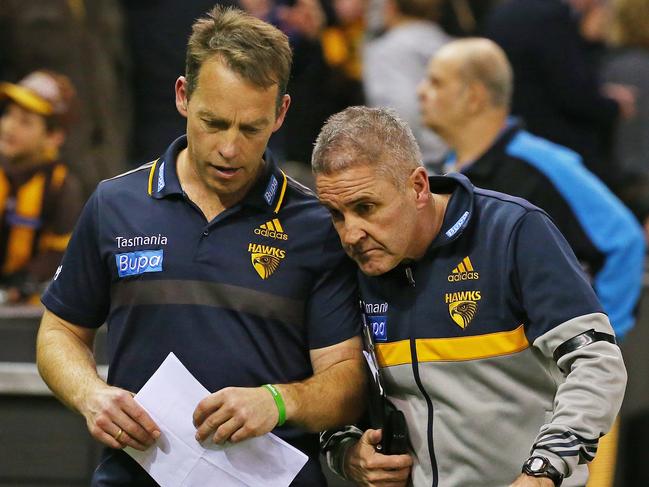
top-left (124, 353), bottom-right (308, 487)
top-left (193, 385), bottom-right (280, 444)
top-left (79, 383), bottom-right (160, 451)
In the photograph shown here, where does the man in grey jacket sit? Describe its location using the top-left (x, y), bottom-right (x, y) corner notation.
top-left (314, 106), bottom-right (627, 487)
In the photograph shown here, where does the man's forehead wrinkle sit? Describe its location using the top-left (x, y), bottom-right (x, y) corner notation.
top-left (318, 176), bottom-right (377, 206)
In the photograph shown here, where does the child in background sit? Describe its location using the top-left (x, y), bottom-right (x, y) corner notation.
top-left (0, 70), bottom-right (83, 304)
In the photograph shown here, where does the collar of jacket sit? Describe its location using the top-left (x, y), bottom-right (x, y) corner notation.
top-left (459, 117), bottom-right (525, 179)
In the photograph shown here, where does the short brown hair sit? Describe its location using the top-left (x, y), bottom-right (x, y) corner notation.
top-left (312, 106), bottom-right (422, 189)
top-left (185, 5), bottom-right (293, 108)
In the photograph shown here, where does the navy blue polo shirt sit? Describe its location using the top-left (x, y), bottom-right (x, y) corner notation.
top-left (42, 136), bottom-right (360, 486)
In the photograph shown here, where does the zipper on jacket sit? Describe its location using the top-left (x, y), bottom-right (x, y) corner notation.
top-left (405, 266), bottom-right (415, 287)
top-left (409, 306), bottom-right (438, 486)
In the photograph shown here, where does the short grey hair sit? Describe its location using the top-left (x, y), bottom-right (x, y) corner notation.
top-left (311, 106), bottom-right (423, 188)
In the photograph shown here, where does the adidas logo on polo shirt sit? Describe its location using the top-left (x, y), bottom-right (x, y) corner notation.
top-left (254, 218), bottom-right (288, 240)
top-left (447, 256), bottom-right (479, 282)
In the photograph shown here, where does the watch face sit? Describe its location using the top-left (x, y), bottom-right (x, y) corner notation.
top-left (523, 456), bottom-right (563, 486)
top-left (530, 457), bottom-right (546, 471)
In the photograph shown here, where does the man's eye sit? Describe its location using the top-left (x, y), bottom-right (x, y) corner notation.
top-left (356, 203), bottom-right (374, 215)
top-left (329, 209), bottom-right (343, 221)
top-left (204, 120), bottom-right (226, 130)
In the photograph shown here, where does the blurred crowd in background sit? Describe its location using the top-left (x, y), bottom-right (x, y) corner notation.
top-left (0, 0), bottom-right (648, 300)
top-left (0, 2), bottom-right (648, 486)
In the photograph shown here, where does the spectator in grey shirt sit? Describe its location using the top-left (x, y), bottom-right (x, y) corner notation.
top-left (363, 0), bottom-right (451, 173)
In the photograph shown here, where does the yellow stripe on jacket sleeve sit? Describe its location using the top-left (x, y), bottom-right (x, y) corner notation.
top-left (147, 159), bottom-right (159, 195)
top-left (273, 171), bottom-right (288, 214)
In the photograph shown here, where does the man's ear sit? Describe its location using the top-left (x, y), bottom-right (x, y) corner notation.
top-left (272, 94), bottom-right (291, 133)
top-left (175, 76), bottom-right (189, 117)
top-left (410, 167), bottom-right (431, 209)
top-left (465, 81), bottom-right (489, 114)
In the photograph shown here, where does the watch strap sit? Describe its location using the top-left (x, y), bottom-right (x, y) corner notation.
top-left (522, 455), bottom-right (564, 486)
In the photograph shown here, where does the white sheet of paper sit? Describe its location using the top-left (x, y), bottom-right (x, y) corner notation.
top-left (124, 353), bottom-right (308, 487)
top-left (362, 350), bottom-right (384, 396)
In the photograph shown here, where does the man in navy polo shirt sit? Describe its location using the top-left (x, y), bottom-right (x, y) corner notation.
top-left (314, 107), bottom-right (626, 487)
top-left (35, 6), bottom-right (365, 486)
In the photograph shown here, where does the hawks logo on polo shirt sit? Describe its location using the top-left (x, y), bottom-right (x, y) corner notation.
top-left (248, 243), bottom-right (286, 279)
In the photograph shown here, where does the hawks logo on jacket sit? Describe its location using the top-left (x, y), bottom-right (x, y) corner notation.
top-left (445, 256), bottom-right (481, 328)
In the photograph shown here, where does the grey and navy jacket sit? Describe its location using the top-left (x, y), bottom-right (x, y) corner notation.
top-left (451, 119), bottom-right (645, 340)
top-left (323, 174), bottom-right (626, 487)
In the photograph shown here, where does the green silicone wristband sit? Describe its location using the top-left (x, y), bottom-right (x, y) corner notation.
top-left (263, 384), bottom-right (286, 426)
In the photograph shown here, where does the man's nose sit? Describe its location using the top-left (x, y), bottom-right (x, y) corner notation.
top-left (416, 80), bottom-right (427, 101)
top-left (341, 217), bottom-right (366, 247)
top-left (218, 130), bottom-right (239, 160)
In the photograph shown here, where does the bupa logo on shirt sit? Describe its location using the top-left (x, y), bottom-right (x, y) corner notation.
top-left (264, 175), bottom-right (278, 206)
top-left (368, 315), bottom-right (388, 342)
top-left (445, 211), bottom-right (469, 238)
top-left (116, 250), bottom-right (164, 277)
top-left (363, 301), bottom-right (389, 342)
top-left (157, 161), bottom-right (166, 192)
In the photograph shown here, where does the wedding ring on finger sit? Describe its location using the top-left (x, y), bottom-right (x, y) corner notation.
top-left (114, 428), bottom-right (124, 442)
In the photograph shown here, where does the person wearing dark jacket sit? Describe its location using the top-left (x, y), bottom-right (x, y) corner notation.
top-left (483, 0), bottom-right (635, 181)
top-left (315, 106), bottom-right (626, 487)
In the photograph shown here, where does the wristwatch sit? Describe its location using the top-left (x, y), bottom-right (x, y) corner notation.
top-left (522, 455), bottom-right (564, 486)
